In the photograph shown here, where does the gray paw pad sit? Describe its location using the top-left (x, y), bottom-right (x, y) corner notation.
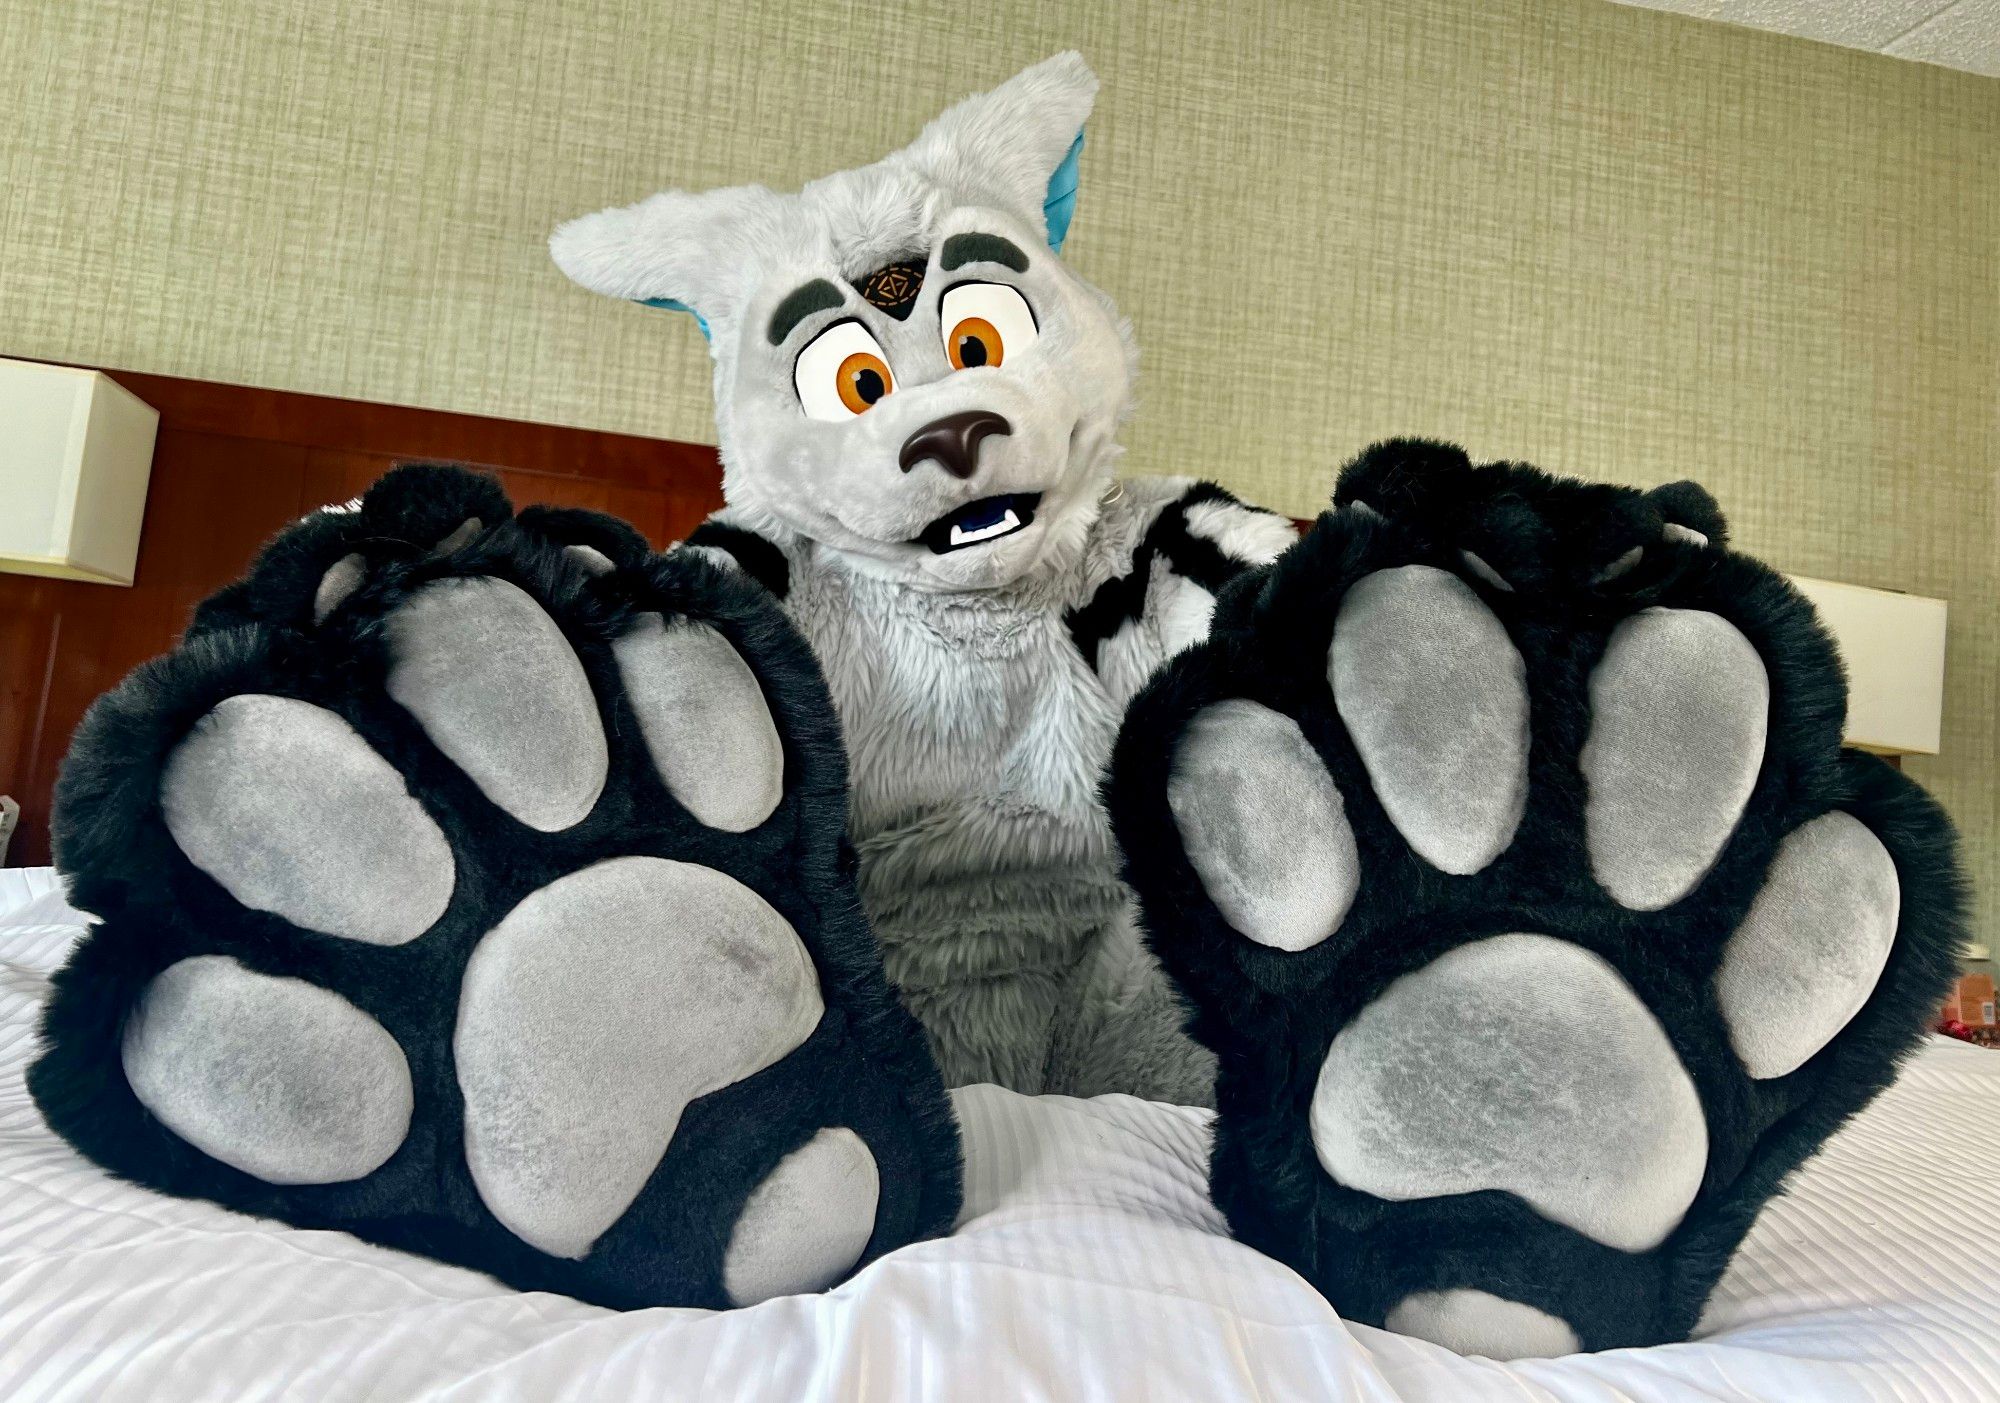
top-left (1717, 811), bottom-right (1900, 1079)
top-left (1329, 566), bottom-right (1529, 876)
top-left (433, 517), bottom-right (483, 554)
top-left (312, 553), bottom-right (367, 623)
top-left (1168, 699), bottom-right (1357, 952)
top-left (1385, 1289), bottom-right (1579, 1359)
top-left (454, 856), bottom-right (824, 1259)
top-left (123, 955), bottom-right (413, 1184)
top-left (162, 695), bottom-right (454, 944)
top-left (1583, 608), bottom-right (1768, 910)
top-left (566, 544), bottom-right (616, 576)
top-left (385, 577), bottom-right (609, 833)
top-left (1311, 934), bottom-right (1706, 1252)
top-left (723, 1127), bottom-right (880, 1306)
top-left (612, 615), bottom-right (784, 833)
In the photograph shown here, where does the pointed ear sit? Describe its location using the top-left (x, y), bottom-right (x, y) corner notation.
top-left (895, 52), bottom-right (1098, 249)
top-left (549, 184), bottom-right (781, 339)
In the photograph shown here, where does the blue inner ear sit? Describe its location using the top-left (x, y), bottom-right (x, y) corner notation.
top-left (636, 296), bottom-right (711, 341)
top-left (1044, 130), bottom-right (1085, 254)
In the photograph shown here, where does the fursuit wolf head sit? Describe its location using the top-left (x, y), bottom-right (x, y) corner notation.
top-left (551, 54), bottom-right (1134, 591)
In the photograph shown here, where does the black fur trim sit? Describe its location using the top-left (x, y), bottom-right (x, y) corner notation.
top-left (684, 522), bottom-right (792, 600)
top-left (1066, 481), bottom-right (1265, 671)
top-left (1334, 438), bottom-right (1734, 590)
top-left (1644, 480), bottom-right (1730, 548)
top-left (515, 504), bottom-right (655, 570)
top-left (32, 466), bottom-right (959, 1311)
top-left (1107, 440), bottom-right (1966, 1350)
top-left (360, 462), bottom-right (515, 546)
top-left (188, 463), bottom-right (517, 641)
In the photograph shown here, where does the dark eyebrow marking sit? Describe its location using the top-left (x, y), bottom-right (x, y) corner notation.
top-left (941, 233), bottom-right (1029, 273)
top-left (767, 279), bottom-right (846, 345)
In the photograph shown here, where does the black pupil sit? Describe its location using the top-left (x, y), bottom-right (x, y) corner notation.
top-left (957, 334), bottom-right (989, 368)
top-left (853, 367), bottom-right (886, 403)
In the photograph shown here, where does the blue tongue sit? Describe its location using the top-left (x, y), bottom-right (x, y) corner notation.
top-left (955, 499), bottom-right (1011, 532)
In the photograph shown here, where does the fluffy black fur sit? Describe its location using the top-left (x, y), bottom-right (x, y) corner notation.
top-left (684, 521), bottom-right (793, 600)
top-left (1106, 439), bottom-right (1967, 1350)
top-left (31, 465), bottom-right (962, 1311)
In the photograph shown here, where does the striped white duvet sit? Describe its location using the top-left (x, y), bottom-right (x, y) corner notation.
top-left (3, 867), bottom-right (1997, 1402)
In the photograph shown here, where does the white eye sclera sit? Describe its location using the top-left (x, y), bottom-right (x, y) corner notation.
top-left (794, 319), bottom-right (896, 420)
top-left (939, 283), bottom-right (1038, 372)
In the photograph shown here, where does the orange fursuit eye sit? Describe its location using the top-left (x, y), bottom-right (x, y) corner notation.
top-left (835, 351), bottom-right (894, 414)
top-left (945, 316), bottom-right (1004, 371)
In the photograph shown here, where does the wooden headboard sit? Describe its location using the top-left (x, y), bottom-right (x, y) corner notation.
top-left (0, 367), bottom-right (724, 868)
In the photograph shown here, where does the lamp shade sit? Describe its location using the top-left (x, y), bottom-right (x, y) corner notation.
top-left (1788, 574), bottom-right (1947, 756)
top-left (0, 359), bottom-right (159, 586)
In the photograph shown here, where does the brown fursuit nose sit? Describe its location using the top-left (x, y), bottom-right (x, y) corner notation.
top-left (898, 410), bottom-right (1012, 479)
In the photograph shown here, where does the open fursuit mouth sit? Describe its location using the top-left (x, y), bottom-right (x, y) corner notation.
top-left (913, 493), bottom-right (1043, 554)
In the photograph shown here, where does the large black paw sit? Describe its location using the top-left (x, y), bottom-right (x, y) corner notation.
top-left (1109, 440), bottom-right (1966, 1356)
top-left (30, 465), bottom-right (960, 1310)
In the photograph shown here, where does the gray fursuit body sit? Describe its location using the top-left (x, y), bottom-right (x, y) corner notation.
top-left (553, 53), bottom-right (1295, 1103)
top-left (690, 478), bottom-right (1294, 1104)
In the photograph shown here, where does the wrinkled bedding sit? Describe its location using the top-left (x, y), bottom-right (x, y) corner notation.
top-left (3, 867), bottom-right (1996, 1402)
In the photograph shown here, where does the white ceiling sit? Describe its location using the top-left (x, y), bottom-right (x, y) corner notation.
top-left (1613, 0), bottom-right (2000, 78)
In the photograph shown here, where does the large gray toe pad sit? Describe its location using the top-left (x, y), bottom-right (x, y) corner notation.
top-left (1168, 699), bottom-right (1358, 952)
top-left (1718, 811), bottom-right (1901, 1079)
top-left (162, 695), bottom-right (454, 944)
top-left (1385, 1289), bottom-right (1580, 1360)
top-left (123, 955), bottom-right (413, 1185)
top-left (1312, 934), bottom-right (1707, 1252)
top-left (724, 1127), bottom-right (881, 1306)
top-left (1583, 608), bottom-right (1769, 910)
top-left (385, 576), bottom-right (610, 833)
top-left (454, 856), bottom-right (825, 1260)
top-left (613, 615), bottom-right (784, 833)
top-left (1329, 565), bottom-right (1529, 876)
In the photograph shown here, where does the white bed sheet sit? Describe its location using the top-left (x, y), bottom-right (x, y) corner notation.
top-left (2, 867), bottom-right (1997, 1403)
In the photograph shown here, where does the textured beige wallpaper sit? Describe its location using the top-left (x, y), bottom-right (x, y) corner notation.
top-left (3, 0), bottom-right (1994, 941)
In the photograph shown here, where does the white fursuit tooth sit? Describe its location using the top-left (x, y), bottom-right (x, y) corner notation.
top-left (949, 509), bottom-right (1021, 547)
